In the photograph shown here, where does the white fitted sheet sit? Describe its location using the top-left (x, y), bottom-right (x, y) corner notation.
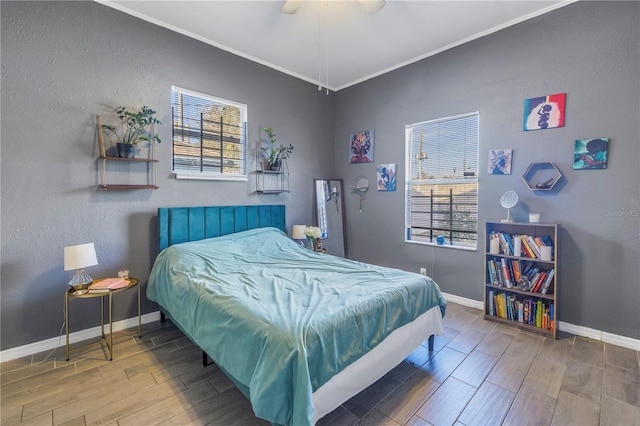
top-left (312, 305), bottom-right (444, 423)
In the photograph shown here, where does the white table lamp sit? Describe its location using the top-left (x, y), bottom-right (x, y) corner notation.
top-left (64, 242), bottom-right (98, 289)
top-left (292, 225), bottom-right (307, 247)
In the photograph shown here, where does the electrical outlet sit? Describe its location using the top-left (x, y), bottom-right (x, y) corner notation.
top-left (419, 267), bottom-right (427, 276)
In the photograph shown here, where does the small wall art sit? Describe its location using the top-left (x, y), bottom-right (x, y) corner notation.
top-left (376, 163), bottom-right (396, 191)
top-left (349, 130), bottom-right (374, 163)
top-left (488, 149), bottom-right (513, 175)
top-left (523, 93), bottom-right (566, 131)
top-left (573, 138), bottom-right (609, 169)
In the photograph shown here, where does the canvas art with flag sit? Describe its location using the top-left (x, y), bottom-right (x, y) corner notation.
top-left (523, 93), bottom-right (566, 131)
top-left (377, 163), bottom-right (396, 191)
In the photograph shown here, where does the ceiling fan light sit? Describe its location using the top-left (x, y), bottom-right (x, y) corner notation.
top-left (281, 0), bottom-right (303, 14)
top-left (358, 0), bottom-right (386, 14)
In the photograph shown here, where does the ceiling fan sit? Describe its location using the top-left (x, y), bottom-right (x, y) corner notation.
top-left (281, 0), bottom-right (386, 15)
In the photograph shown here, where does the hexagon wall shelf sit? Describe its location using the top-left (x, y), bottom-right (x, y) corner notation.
top-left (522, 162), bottom-right (562, 191)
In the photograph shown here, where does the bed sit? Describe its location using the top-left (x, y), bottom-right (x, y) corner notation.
top-left (147, 205), bottom-right (446, 426)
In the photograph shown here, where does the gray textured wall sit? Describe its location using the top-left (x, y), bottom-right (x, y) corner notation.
top-left (334, 1), bottom-right (639, 340)
top-left (2, 1), bottom-right (639, 352)
top-left (1, 1), bottom-right (335, 350)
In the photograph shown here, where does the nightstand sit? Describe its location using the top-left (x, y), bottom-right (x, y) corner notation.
top-left (65, 277), bottom-right (141, 361)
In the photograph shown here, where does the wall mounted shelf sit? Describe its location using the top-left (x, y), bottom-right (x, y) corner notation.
top-left (255, 142), bottom-right (290, 193)
top-left (522, 162), bottom-right (562, 191)
top-left (97, 115), bottom-right (159, 190)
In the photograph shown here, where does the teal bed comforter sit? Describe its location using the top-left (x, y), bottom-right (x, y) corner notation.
top-left (147, 227), bottom-right (446, 426)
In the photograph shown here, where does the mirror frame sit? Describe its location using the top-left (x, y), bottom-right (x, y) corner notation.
top-left (313, 179), bottom-right (347, 258)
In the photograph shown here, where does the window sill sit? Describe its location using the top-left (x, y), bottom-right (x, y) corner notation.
top-left (174, 172), bottom-right (248, 182)
top-left (404, 239), bottom-right (477, 251)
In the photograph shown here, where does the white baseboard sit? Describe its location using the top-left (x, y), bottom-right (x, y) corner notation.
top-left (558, 321), bottom-right (640, 351)
top-left (441, 292), bottom-right (484, 310)
top-left (441, 293), bottom-right (640, 351)
top-left (0, 311), bottom-right (161, 363)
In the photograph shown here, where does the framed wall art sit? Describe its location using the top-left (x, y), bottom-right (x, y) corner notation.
top-left (376, 163), bottom-right (396, 191)
top-left (349, 130), bottom-right (374, 163)
top-left (488, 149), bottom-right (513, 175)
top-left (523, 93), bottom-right (566, 131)
top-left (573, 138), bottom-right (609, 169)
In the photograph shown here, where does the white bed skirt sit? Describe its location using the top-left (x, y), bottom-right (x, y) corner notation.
top-left (312, 305), bottom-right (444, 423)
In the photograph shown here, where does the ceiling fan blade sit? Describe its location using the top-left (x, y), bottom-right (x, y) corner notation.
top-left (358, 0), bottom-right (386, 14)
top-left (281, 0), bottom-right (303, 14)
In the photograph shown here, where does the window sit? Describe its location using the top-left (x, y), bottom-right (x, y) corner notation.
top-left (171, 86), bottom-right (247, 180)
top-left (405, 112), bottom-right (479, 249)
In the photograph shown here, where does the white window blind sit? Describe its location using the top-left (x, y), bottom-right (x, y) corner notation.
top-left (405, 112), bottom-right (479, 248)
top-left (171, 86), bottom-right (247, 180)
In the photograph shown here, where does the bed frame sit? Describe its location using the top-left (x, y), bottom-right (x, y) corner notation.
top-left (158, 204), bottom-right (286, 252)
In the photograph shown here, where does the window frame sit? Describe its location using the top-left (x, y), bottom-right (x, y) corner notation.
top-left (171, 86), bottom-right (248, 181)
top-left (404, 111), bottom-right (479, 250)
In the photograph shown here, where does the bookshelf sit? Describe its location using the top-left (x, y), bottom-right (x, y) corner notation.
top-left (484, 221), bottom-right (559, 338)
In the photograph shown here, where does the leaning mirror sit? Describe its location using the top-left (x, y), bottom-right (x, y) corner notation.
top-left (314, 179), bottom-right (347, 257)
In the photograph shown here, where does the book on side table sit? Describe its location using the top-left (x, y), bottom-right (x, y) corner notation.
top-left (88, 277), bottom-right (130, 293)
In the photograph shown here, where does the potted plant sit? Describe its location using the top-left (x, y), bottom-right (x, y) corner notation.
top-left (102, 106), bottom-right (162, 158)
top-left (260, 127), bottom-right (293, 171)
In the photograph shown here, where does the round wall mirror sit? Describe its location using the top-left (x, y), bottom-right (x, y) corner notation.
top-left (354, 176), bottom-right (369, 193)
top-left (353, 176), bottom-right (369, 213)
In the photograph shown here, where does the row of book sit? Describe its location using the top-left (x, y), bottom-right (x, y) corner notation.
top-left (487, 258), bottom-right (554, 294)
top-left (489, 231), bottom-right (554, 259)
top-left (488, 290), bottom-right (555, 331)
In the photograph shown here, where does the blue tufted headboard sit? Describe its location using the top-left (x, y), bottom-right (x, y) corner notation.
top-left (157, 205), bottom-right (286, 252)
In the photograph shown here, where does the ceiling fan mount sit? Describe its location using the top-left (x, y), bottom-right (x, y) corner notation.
top-left (281, 0), bottom-right (386, 15)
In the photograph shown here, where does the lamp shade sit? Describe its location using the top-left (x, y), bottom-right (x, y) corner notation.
top-left (64, 243), bottom-right (98, 271)
top-left (292, 225), bottom-right (307, 240)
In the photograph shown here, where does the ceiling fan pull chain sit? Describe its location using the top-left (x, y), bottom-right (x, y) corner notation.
top-left (317, 7), bottom-right (323, 91)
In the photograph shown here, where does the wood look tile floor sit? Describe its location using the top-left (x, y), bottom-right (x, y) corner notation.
top-left (2, 302), bottom-right (639, 426)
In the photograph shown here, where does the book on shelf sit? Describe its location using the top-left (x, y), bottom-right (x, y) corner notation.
top-left (88, 277), bottom-right (129, 293)
top-left (526, 236), bottom-right (542, 258)
top-left (512, 260), bottom-right (521, 282)
top-left (488, 257), bottom-right (554, 295)
top-left (502, 233), bottom-right (514, 255)
top-left (536, 300), bottom-right (543, 328)
top-left (517, 301), bottom-right (524, 323)
top-left (540, 269), bottom-right (555, 294)
top-left (534, 236), bottom-right (547, 250)
top-left (487, 259), bottom-right (501, 286)
top-left (501, 258), bottom-right (513, 288)
top-left (519, 235), bottom-right (534, 258)
top-left (488, 290), bottom-right (495, 316)
top-left (486, 289), bottom-right (555, 331)
top-left (530, 272), bottom-right (546, 293)
top-left (489, 231), bottom-right (554, 259)
top-left (496, 293), bottom-right (506, 319)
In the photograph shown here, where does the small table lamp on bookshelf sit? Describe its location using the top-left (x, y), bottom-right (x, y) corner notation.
top-left (64, 242), bottom-right (98, 292)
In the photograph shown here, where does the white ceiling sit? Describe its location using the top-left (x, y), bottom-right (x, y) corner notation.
top-left (98, 0), bottom-right (575, 91)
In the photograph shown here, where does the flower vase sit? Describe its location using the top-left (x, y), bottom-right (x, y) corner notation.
top-left (306, 237), bottom-right (314, 249)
